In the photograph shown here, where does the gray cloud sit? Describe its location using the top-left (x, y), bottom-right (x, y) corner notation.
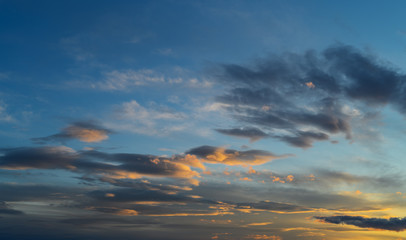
top-left (235, 200), bottom-right (313, 213)
top-left (0, 146), bottom-right (77, 170)
top-left (214, 45), bottom-right (406, 147)
top-left (314, 215), bottom-right (406, 231)
top-left (215, 127), bottom-right (269, 142)
top-left (0, 146), bottom-right (201, 181)
top-left (276, 130), bottom-right (329, 148)
top-left (0, 201), bottom-right (24, 215)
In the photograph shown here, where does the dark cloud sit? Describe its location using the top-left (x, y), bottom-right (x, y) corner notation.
top-left (215, 127), bottom-right (269, 142)
top-left (214, 45), bottom-right (406, 147)
top-left (314, 215), bottom-right (406, 231)
top-left (32, 121), bottom-right (112, 144)
top-left (276, 130), bottom-right (329, 148)
top-left (0, 146), bottom-right (77, 170)
top-left (0, 183), bottom-right (84, 202)
top-left (0, 201), bottom-right (24, 215)
top-left (0, 146), bottom-right (201, 181)
top-left (79, 150), bottom-right (201, 179)
top-left (186, 145), bottom-right (291, 165)
top-left (216, 87), bottom-right (290, 108)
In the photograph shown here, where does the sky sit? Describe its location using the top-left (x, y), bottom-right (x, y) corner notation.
top-left (2, 0), bottom-right (406, 239)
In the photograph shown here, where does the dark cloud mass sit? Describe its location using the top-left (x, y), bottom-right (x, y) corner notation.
top-left (0, 201), bottom-right (24, 215)
top-left (32, 121), bottom-right (112, 144)
top-left (0, 146), bottom-right (77, 170)
top-left (215, 45), bottom-right (406, 147)
top-left (314, 215), bottom-right (406, 231)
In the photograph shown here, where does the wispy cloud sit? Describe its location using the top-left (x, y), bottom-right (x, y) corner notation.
top-left (213, 45), bottom-right (406, 148)
top-left (107, 100), bottom-right (187, 135)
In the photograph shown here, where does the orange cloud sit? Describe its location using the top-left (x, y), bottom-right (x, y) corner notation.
top-left (245, 234), bottom-right (282, 240)
top-left (305, 81), bottom-right (315, 88)
top-left (286, 175), bottom-right (294, 182)
top-left (243, 222), bottom-right (273, 227)
top-left (65, 126), bottom-right (109, 142)
top-left (203, 147), bottom-right (290, 166)
top-left (187, 146), bottom-right (292, 166)
top-left (239, 177), bottom-right (253, 182)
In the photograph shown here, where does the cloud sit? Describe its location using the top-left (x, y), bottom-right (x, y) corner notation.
top-left (294, 169), bottom-right (404, 191)
top-left (215, 127), bottom-right (269, 142)
top-left (243, 222), bottom-right (273, 227)
top-left (79, 150), bottom-right (202, 180)
top-left (91, 68), bottom-right (212, 91)
top-left (0, 201), bottom-right (24, 215)
top-left (108, 100), bottom-right (186, 136)
top-left (213, 45), bottom-right (406, 147)
top-left (0, 146), bottom-right (77, 170)
top-left (314, 215), bottom-right (406, 231)
top-left (186, 145), bottom-right (292, 166)
top-left (235, 200), bottom-right (315, 214)
top-left (0, 101), bottom-right (14, 123)
top-left (245, 235), bottom-right (281, 240)
top-left (99, 69), bottom-right (165, 90)
top-left (0, 146), bottom-right (202, 184)
top-left (276, 130), bottom-right (329, 148)
top-left (32, 121), bottom-right (111, 143)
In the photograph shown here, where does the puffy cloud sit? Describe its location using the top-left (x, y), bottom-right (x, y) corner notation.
top-left (214, 45), bottom-right (406, 147)
top-left (186, 145), bottom-right (292, 166)
top-left (32, 121), bottom-right (111, 143)
top-left (314, 215), bottom-right (406, 231)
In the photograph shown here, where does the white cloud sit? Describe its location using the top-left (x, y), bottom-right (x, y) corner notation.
top-left (0, 101), bottom-right (14, 123)
top-left (99, 69), bottom-right (165, 90)
top-left (107, 100), bottom-right (187, 135)
top-left (92, 69), bottom-right (212, 91)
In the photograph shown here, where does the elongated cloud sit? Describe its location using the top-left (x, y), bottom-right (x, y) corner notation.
top-left (32, 121), bottom-right (111, 143)
top-left (79, 150), bottom-right (202, 180)
top-left (235, 201), bottom-right (314, 214)
top-left (0, 201), bottom-right (24, 215)
top-left (215, 127), bottom-right (269, 142)
top-left (0, 146), bottom-right (201, 183)
top-left (214, 45), bottom-right (406, 147)
top-left (186, 145), bottom-right (291, 166)
top-left (314, 215), bottom-right (406, 231)
top-left (0, 146), bottom-right (77, 170)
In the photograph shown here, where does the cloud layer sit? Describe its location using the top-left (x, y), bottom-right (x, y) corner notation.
top-left (314, 215), bottom-right (406, 231)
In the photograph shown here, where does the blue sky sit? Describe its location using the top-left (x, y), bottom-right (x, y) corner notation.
top-left (2, 1), bottom-right (406, 239)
